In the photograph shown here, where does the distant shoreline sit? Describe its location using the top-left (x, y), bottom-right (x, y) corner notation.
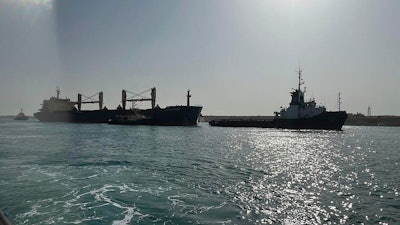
top-left (202, 115), bottom-right (400, 127)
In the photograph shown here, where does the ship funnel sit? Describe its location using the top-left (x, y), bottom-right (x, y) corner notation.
top-left (151, 87), bottom-right (156, 109)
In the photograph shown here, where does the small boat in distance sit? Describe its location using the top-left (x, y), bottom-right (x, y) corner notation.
top-left (209, 68), bottom-right (348, 130)
top-left (14, 109), bottom-right (29, 120)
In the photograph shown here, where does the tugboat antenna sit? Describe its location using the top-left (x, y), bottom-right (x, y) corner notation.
top-left (338, 92), bottom-right (342, 111)
top-left (297, 67), bottom-right (303, 119)
top-left (298, 67), bottom-right (303, 91)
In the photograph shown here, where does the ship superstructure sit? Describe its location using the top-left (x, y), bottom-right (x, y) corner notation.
top-left (38, 87), bottom-right (103, 112)
top-left (278, 68), bottom-right (326, 119)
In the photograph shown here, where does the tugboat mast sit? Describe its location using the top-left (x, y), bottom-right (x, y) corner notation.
top-left (297, 67), bottom-right (303, 119)
top-left (298, 67), bottom-right (303, 92)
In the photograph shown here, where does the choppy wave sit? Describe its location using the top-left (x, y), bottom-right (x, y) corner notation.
top-left (1, 121), bottom-right (399, 224)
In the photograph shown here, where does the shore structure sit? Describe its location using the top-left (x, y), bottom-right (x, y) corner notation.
top-left (34, 87), bottom-right (202, 126)
top-left (209, 68), bottom-right (348, 130)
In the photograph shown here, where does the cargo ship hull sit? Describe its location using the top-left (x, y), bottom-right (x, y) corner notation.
top-left (209, 111), bottom-right (348, 131)
top-left (109, 106), bottom-right (202, 126)
top-left (34, 110), bottom-right (133, 123)
top-left (34, 106), bottom-right (203, 126)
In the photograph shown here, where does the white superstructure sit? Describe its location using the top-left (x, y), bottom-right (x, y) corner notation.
top-left (278, 69), bottom-right (326, 119)
top-left (40, 87), bottom-right (76, 112)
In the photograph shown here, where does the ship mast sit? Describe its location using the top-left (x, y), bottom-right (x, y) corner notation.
top-left (56, 86), bottom-right (60, 99)
top-left (187, 90), bottom-right (191, 107)
top-left (298, 67), bottom-right (302, 92)
top-left (122, 87), bottom-right (156, 110)
top-left (77, 92), bottom-right (103, 110)
top-left (297, 67), bottom-right (303, 119)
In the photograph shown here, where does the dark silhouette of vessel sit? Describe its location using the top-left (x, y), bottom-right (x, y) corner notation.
top-left (34, 87), bottom-right (202, 126)
top-left (109, 90), bottom-right (202, 126)
top-left (209, 68), bottom-right (347, 130)
top-left (14, 109), bottom-right (29, 120)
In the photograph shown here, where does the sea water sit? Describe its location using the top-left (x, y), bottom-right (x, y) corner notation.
top-left (0, 118), bottom-right (399, 225)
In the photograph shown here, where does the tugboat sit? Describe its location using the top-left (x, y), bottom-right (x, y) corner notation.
top-left (209, 68), bottom-right (348, 130)
top-left (14, 109), bottom-right (29, 120)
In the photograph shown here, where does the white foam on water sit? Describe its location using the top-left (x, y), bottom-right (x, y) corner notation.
top-left (16, 180), bottom-right (149, 224)
top-left (19, 204), bottom-right (41, 218)
top-left (112, 207), bottom-right (146, 225)
top-left (65, 216), bottom-right (104, 224)
top-left (80, 183), bottom-right (149, 225)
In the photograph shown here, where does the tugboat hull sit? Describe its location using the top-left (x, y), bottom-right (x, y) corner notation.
top-left (14, 115), bottom-right (29, 121)
top-left (273, 111), bottom-right (348, 130)
top-left (209, 111), bottom-right (348, 131)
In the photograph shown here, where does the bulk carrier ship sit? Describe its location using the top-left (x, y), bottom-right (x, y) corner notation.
top-left (209, 68), bottom-right (348, 130)
top-left (34, 87), bottom-right (202, 126)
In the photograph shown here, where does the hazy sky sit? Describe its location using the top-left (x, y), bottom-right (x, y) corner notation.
top-left (1, 0), bottom-right (399, 116)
